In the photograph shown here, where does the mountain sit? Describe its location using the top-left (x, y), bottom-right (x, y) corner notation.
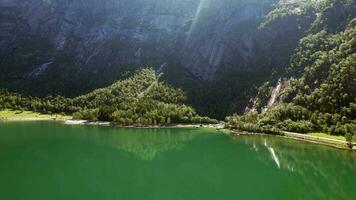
top-left (0, 0), bottom-right (287, 82)
top-left (0, 0), bottom-right (298, 116)
top-left (0, 0), bottom-right (283, 82)
top-left (0, 0), bottom-right (354, 120)
top-left (0, 0), bottom-right (200, 94)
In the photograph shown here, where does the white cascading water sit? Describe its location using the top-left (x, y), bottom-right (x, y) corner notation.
top-left (267, 78), bottom-right (282, 108)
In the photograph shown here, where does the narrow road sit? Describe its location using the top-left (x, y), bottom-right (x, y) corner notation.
top-left (283, 131), bottom-right (356, 146)
top-left (137, 65), bottom-right (166, 99)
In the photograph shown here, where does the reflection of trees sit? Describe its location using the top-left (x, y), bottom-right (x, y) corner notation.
top-left (0, 122), bottom-right (199, 160)
top-left (82, 127), bottom-right (198, 160)
top-left (234, 135), bottom-right (356, 200)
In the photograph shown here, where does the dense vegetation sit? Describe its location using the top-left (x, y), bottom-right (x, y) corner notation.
top-left (226, 0), bottom-right (356, 145)
top-left (0, 68), bottom-right (218, 126)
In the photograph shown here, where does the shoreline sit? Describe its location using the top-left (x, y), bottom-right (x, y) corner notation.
top-left (64, 119), bottom-right (225, 129)
top-left (0, 117), bottom-right (69, 122)
top-left (227, 129), bottom-right (356, 151)
top-left (0, 117), bottom-right (225, 129)
top-left (1, 117), bottom-right (354, 151)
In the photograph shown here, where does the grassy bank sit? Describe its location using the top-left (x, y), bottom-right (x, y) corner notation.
top-left (308, 132), bottom-right (356, 143)
top-left (282, 131), bottom-right (355, 150)
top-left (226, 127), bottom-right (356, 150)
top-left (0, 110), bottom-right (72, 121)
top-left (308, 133), bottom-right (345, 141)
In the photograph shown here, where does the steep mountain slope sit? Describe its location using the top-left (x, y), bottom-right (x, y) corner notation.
top-left (0, 0), bottom-right (289, 94)
top-left (165, 0), bottom-right (319, 118)
top-left (227, 0), bottom-right (356, 138)
top-left (0, 0), bottom-right (200, 94)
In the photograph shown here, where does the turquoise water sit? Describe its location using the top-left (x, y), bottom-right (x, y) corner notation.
top-left (0, 122), bottom-right (355, 200)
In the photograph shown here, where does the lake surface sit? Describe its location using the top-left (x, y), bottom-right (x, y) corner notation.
top-left (0, 122), bottom-right (355, 200)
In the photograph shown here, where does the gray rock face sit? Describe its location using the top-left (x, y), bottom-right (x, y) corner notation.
top-left (0, 0), bottom-right (199, 68)
top-left (0, 0), bottom-right (306, 81)
top-left (181, 0), bottom-right (278, 79)
top-left (51, 0), bottom-right (201, 67)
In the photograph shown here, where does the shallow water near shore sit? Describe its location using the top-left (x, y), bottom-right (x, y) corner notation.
top-left (0, 121), bottom-right (355, 200)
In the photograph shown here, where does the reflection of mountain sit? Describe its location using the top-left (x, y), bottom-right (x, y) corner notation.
top-left (0, 122), bottom-right (203, 160)
top-left (84, 128), bottom-right (198, 160)
top-left (235, 135), bottom-right (356, 200)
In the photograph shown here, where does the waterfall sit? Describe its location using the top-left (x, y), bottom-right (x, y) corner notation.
top-left (267, 78), bottom-right (282, 108)
top-left (262, 77), bottom-right (291, 112)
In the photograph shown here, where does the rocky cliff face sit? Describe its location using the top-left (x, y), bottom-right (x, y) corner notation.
top-left (181, 0), bottom-right (279, 79)
top-left (0, 0), bottom-right (299, 83)
top-left (0, 0), bottom-right (199, 76)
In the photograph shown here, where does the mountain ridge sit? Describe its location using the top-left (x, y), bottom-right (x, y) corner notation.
top-left (0, 0), bottom-right (354, 121)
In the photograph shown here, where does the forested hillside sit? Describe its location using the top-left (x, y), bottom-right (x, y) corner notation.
top-left (0, 69), bottom-right (217, 125)
top-left (226, 0), bottom-right (355, 141)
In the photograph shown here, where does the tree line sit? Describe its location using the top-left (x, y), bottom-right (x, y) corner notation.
top-left (0, 68), bottom-right (218, 126)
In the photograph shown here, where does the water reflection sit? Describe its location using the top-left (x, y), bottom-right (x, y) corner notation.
top-left (0, 122), bottom-right (202, 160)
top-left (267, 147), bottom-right (280, 168)
top-left (0, 122), bottom-right (355, 200)
top-left (233, 135), bottom-right (356, 200)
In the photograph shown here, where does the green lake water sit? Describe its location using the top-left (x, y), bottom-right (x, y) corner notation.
top-left (0, 122), bottom-right (355, 200)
